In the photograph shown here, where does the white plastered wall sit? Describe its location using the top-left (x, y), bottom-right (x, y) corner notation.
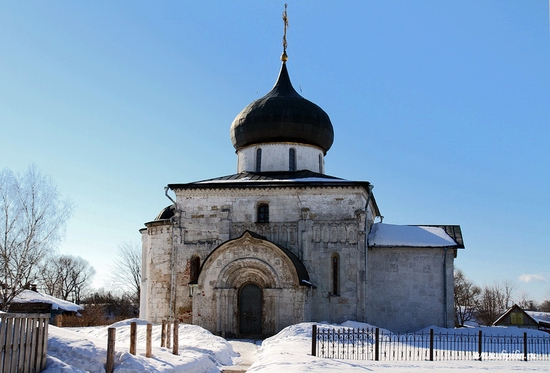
top-left (237, 142), bottom-right (325, 173)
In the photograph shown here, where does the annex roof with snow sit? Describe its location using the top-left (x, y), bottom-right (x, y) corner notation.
top-left (368, 223), bottom-right (464, 249)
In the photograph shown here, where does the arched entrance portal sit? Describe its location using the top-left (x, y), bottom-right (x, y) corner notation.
top-left (239, 283), bottom-right (262, 336)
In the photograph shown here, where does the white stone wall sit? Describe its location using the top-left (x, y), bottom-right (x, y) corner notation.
top-left (142, 184), bottom-right (373, 333)
top-left (237, 142), bottom-right (325, 173)
top-left (141, 182), bottom-right (457, 335)
top-left (140, 221), bottom-right (177, 323)
top-left (366, 247), bottom-right (455, 332)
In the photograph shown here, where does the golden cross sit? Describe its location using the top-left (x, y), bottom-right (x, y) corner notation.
top-left (282, 4), bottom-right (289, 60)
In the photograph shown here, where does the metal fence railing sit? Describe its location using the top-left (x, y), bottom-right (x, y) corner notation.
top-left (312, 325), bottom-right (550, 362)
top-left (0, 312), bottom-right (50, 373)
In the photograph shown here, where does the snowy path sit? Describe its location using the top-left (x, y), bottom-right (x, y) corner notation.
top-left (222, 339), bottom-right (262, 373)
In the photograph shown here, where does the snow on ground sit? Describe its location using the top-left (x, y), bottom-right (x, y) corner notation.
top-left (45, 319), bottom-right (550, 372)
top-left (45, 318), bottom-right (236, 373)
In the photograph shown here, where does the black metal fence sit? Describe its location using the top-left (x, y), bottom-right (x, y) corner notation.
top-left (311, 325), bottom-right (550, 362)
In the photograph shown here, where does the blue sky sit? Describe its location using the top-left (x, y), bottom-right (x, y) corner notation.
top-left (1, 1), bottom-right (549, 302)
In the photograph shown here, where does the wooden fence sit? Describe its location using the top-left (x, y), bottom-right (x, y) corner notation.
top-left (0, 312), bottom-right (50, 373)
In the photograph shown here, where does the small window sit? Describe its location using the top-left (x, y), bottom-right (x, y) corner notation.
top-left (318, 154), bottom-right (323, 173)
top-left (190, 255), bottom-right (200, 283)
top-left (331, 253), bottom-right (339, 295)
top-left (256, 148), bottom-right (262, 172)
top-left (289, 148), bottom-right (296, 172)
top-left (257, 203), bottom-right (269, 223)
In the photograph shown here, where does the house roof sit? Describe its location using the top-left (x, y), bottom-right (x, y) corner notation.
top-left (493, 304), bottom-right (539, 326)
top-left (368, 223), bottom-right (464, 249)
top-left (12, 290), bottom-right (83, 312)
top-left (526, 310), bottom-right (550, 327)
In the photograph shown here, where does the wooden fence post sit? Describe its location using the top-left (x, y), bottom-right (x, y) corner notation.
top-left (167, 320), bottom-right (172, 349)
top-left (161, 320), bottom-right (166, 347)
top-left (478, 330), bottom-right (483, 361)
top-left (106, 327), bottom-right (116, 373)
top-left (429, 329), bottom-right (434, 361)
top-left (311, 325), bottom-right (317, 356)
top-left (130, 322), bottom-right (137, 355)
top-left (375, 328), bottom-right (380, 361)
top-left (146, 323), bottom-right (152, 358)
top-left (172, 320), bottom-right (179, 355)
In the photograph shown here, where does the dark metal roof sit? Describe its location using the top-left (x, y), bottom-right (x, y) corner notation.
top-left (155, 204), bottom-right (175, 220)
top-left (168, 171), bottom-right (371, 190)
top-left (230, 62), bottom-right (334, 153)
top-left (167, 171), bottom-right (381, 218)
top-left (437, 225), bottom-right (465, 249)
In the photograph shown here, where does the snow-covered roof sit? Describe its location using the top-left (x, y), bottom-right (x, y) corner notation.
top-left (368, 223), bottom-right (460, 248)
top-left (13, 290), bottom-right (83, 312)
top-left (526, 311), bottom-right (550, 326)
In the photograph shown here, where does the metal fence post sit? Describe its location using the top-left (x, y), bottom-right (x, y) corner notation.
top-left (375, 328), bottom-right (379, 361)
top-left (429, 329), bottom-right (434, 361)
top-left (523, 332), bottom-right (527, 361)
top-left (311, 325), bottom-right (317, 356)
top-left (478, 330), bottom-right (483, 361)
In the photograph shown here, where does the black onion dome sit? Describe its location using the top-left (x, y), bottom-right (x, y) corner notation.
top-left (230, 62), bottom-right (334, 153)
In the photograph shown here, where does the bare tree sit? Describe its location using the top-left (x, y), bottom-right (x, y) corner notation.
top-left (516, 291), bottom-right (537, 311)
top-left (0, 166), bottom-right (72, 310)
top-left (454, 269), bottom-right (481, 327)
top-left (539, 300), bottom-right (550, 312)
top-left (109, 242), bottom-right (141, 303)
top-left (476, 283), bottom-right (510, 325)
top-left (39, 254), bottom-right (95, 303)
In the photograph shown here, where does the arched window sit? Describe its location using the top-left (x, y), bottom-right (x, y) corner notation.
top-left (257, 203), bottom-right (269, 223)
top-left (331, 253), bottom-right (339, 295)
top-left (190, 255), bottom-right (200, 284)
top-left (256, 148), bottom-right (262, 172)
top-left (289, 148), bottom-right (296, 172)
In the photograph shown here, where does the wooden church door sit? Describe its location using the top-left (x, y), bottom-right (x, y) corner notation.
top-left (239, 283), bottom-right (262, 336)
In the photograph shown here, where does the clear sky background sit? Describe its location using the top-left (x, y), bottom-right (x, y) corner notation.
top-left (1, 1), bottom-right (549, 302)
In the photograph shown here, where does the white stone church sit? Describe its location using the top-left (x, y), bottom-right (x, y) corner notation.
top-left (139, 48), bottom-right (464, 335)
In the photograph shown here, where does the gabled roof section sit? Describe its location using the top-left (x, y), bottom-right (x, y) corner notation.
top-left (493, 304), bottom-right (540, 326)
top-left (368, 223), bottom-right (464, 249)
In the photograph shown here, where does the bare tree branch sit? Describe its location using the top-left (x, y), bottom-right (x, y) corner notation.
top-left (0, 166), bottom-right (73, 310)
top-left (109, 241), bottom-right (141, 303)
top-left (454, 268), bottom-right (481, 327)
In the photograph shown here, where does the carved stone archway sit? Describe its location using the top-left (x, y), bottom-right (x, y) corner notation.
top-left (193, 231), bottom-right (310, 337)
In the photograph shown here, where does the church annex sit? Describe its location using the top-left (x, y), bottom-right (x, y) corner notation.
top-left (139, 34), bottom-right (464, 336)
